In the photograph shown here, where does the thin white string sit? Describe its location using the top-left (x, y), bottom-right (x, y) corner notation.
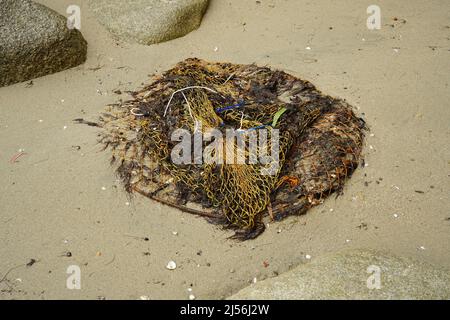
top-left (163, 86), bottom-right (217, 117)
top-left (236, 111), bottom-right (247, 136)
top-left (223, 72), bottom-right (235, 84)
top-left (239, 111), bottom-right (244, 130)
top-left (130, 107), bottom-right (144, 116)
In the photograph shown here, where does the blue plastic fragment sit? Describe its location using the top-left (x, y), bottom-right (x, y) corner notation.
top-left (216, 101), bottom-right (245, 113)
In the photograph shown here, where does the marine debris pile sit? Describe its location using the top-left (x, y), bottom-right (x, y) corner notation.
top-left (97, 58), bottom-right (366, 239)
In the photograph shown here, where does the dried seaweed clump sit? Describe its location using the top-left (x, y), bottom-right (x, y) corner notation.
top-left (96, 58), bottom-right (366, 239)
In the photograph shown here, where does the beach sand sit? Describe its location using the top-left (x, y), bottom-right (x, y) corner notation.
top-left (1, 0), bottom-right (449, 299)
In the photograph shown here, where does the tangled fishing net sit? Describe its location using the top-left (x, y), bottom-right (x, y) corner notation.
top-left (91, 58), bottom-right (366, 239)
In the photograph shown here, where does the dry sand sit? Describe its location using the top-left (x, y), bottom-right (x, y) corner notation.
top-left (1, 0), bottom-right (449, 299)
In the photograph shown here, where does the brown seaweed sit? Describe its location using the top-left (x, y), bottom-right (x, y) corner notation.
top-left (93, 58), bottom-right (366, 240)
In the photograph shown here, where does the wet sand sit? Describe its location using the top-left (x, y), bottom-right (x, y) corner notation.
top-left (1, 0), bottom-right (449, 299)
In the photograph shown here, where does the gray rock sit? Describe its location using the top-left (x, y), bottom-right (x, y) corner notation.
top-left (0, 0), bottom-right (87, 87)
top-left (228, 249), bottom-right (450, 300)
top-left (88, 0), bottom-right (209, 45)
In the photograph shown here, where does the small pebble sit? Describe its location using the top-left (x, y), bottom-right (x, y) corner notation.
top-left (305, 254), bottom-right (312, 260)
top-left (419, 246), bottom-right (426, 250)
top-left (345, 239), bottom-right (351, 243)
top-left (166, 261), bottom-right (177, 270)
top-left (305, 46), bottom-right (311, 50)
top-left (213, 46), bottom-right (219, 52)
top-left (252, 277), bottom-right (257, 284)
top-left (63, 126), bottom-right (67, 130)
top-left (101, 186), bottom-right (106, 190)
top-left (140, 295), bottom-right (150, 300)
top-left (125, 202), bottom-right (130, 206)
top-left (189, 294), bottom-right (196, 300)
top-left (172, 231), bottom-right (178, 236)
top-left (393, 214), bottom-right (399, 218)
